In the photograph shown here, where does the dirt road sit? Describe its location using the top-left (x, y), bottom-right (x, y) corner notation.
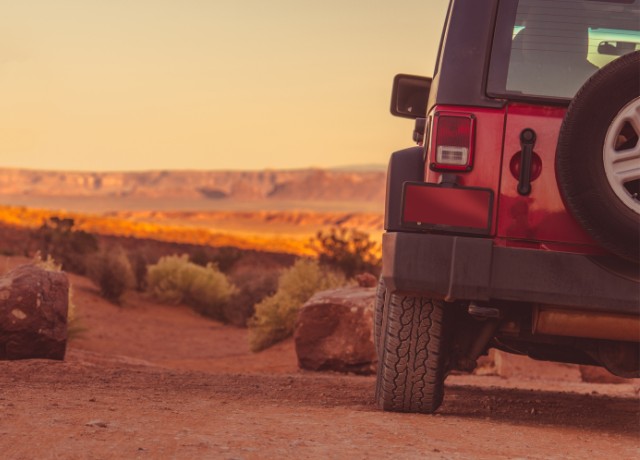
top-left (0, 258), bottom-right (638, 459)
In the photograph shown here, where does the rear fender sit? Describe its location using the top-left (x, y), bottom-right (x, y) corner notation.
top-left (384, 147), bottom-right (425, 231)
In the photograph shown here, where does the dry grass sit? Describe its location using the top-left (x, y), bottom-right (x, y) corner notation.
top-left (30, 253), bottom-right (82, 336)
top-left (146, 254), bottom-right (237, 320)
top-left (86, 246), bottom-right (136, 304)
top-left (248, 259), bottom-right (346, 352)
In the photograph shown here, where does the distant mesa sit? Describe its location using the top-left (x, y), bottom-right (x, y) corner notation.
top-left (197, 187), bottom-right (229, 199)
top-left (0, 167), bottom-right (386, 205)
top-left (266, 183), bottom-right (286, 199)
top-left (330, 163), bottom-right (387, 172)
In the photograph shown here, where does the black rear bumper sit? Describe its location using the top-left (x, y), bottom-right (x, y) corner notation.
top-left (382, 232), bottom-right (639, 315)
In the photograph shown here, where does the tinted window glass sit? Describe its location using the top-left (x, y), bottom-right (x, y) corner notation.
top-left (488, 0), bottom-right (640, 100)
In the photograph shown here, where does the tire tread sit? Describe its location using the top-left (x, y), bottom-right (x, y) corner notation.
top-left (375, 294), bottom-right (447, 413)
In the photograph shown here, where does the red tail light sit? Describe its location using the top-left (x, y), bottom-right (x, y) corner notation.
top-left (429, 112), bottom-right (476, 171)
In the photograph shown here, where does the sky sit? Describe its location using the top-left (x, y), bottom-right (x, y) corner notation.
top-left (0, 0), bottom-right (449, 172)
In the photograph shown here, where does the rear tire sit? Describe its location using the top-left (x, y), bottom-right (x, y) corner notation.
top-left (373, 276), bottom-right (386, 355)
top-left (556, 51), bottom-right (640, 262)
top-left (375, 294), bottom-right (449, 413)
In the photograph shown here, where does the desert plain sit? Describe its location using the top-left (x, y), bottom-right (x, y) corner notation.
top-left (0, 167), bottom-right (638, 459)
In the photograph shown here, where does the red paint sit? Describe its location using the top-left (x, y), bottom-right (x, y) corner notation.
top-left (509, 151), bottom-right (542, 181)
top-left (425, 105), bottom-right (507, 235)
top-left (410, 103), bottom-right (601, 254)
top-left (498, 103), bottom-right (595, 246)
top-left (403, 183), bottom-right (492, 231)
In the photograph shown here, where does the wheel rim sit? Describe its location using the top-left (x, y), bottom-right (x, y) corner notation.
top-left (603, 96), bottom-right (640, 215)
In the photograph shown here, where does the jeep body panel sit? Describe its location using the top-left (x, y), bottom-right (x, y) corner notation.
top-left (498, 103), bottom-right (596, 247)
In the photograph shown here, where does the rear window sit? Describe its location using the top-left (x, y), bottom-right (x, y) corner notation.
top-left (487, 0), bottom-right (640, 100)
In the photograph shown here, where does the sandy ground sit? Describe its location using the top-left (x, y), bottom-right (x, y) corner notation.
top-left (0, 257), bottom-right (639, 459)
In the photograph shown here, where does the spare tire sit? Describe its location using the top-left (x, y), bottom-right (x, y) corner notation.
top-left (556, 51), bottom-right (640, 262)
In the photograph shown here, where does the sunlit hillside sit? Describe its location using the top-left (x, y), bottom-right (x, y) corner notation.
top-left (0, 206), bottom-right (383, 257)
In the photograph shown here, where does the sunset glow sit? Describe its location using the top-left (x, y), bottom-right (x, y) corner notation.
top-left (0, 0), bottom-right (449, 171)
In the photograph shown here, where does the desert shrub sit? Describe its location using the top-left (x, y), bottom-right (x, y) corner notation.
top-left (224, 265), bottom-right (281, 327)
top-left (248, 258), bottom-right (345, 352)
top-left (146, 254), bottom-right (237, 320)
top-left (34, 217), bottom-right (99, 274)
top-left (32, 253), bottom-right (83, 338)
top-left (87, 246), bottom-right (135, 304)
top-left (128, 247), bottom-right (160, 292)
top-left (211, 247), bottom-right (243, 273)
top-left (311, 226), bottom-right (381, 278)
top-left (65, 284), bottom-right (86, 340)
top-left (189, 247), bottom-right (212, 268)
top-left (188, 247), bottom-right (241, 273)
top-left (146, 254), bottom-right (196, 304)
top-left (131, 252), bottom-right (149, 292)
top-left (32, 252), bottom-right (61, 272)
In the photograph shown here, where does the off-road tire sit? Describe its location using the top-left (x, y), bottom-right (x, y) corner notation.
top-left (373, 276), bottom-right (386, 355)
top-left (375, 294), bottom-right (449, 413)
top-left (556, 51), bottom-right (640, 262)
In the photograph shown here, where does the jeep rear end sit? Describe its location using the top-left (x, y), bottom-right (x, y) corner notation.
top-left (376, 0), bottom-right (640, 414)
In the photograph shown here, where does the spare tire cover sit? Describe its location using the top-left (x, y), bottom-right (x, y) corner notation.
top-left (556, 51), bottom-right (640, 262)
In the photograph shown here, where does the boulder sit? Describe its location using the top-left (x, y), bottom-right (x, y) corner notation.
top-left (0, 264), bottom-right (69, 360)
top-left (354, 273), bottom-right (377, 288)
top-left (294, 286), bottom-right (376, 374)
top-left (579, 365), bottom-right (632, 384)
top-left (477, 349), bottom-right (582, 381)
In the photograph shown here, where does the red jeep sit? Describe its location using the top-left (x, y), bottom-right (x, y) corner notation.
top-left (376, 0), bottom-right (640, 413)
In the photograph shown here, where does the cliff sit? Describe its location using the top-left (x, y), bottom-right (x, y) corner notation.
top-left (0, 168), bottom-right (386, 203)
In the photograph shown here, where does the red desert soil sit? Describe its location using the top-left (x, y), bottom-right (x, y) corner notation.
top-left (0, 256), bottom-right (638, 459)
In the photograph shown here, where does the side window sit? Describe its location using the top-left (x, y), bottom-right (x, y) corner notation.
top-left (489, 0), bottom-right (640, 100)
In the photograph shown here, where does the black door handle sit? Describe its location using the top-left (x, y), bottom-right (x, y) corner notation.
top-left (518, 128), bottom-right (536, 196)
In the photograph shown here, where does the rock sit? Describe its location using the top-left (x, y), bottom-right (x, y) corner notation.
top-left (579, 365), bottom-right (631, 384)
top-left (0, 264), bottom-right (69, 360)
top-left (479, 349), bottom-right (582, 381)
top-left (294, 286), bottom-right (376, 374)
top-left (85, 420), bottom-right (108, 428)
top-left (355, 273), bottom-right (377, 288)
